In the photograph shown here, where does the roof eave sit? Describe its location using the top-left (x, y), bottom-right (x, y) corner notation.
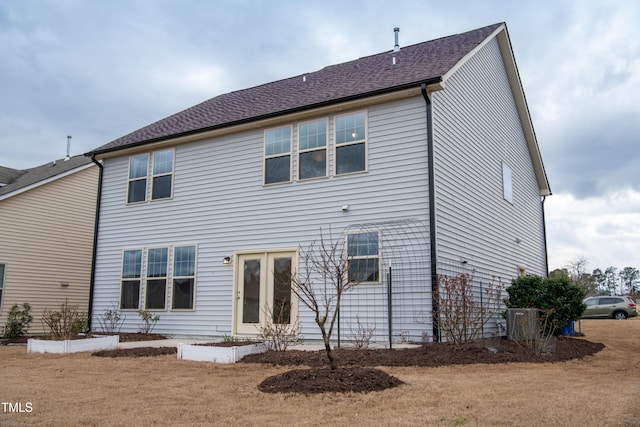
top-left (87, 77), bottom-right (443, 158)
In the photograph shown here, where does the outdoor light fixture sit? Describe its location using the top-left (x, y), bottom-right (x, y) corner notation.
top-left (223, 256), bottom-right (232, 265)
top-left (60, 281), bottom-right (69, 287)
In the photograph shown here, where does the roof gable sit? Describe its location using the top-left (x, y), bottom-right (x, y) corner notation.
top-left (0, 155), bottom-right (94, 199)
top-left (90, 23), bottom-right (503, 154)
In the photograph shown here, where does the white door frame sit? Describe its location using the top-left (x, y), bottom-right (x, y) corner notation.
top-left (232, 249), bottom-right (298, 336)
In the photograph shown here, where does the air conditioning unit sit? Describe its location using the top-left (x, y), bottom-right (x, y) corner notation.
top-left (506, 308), bottom-right (539, 341)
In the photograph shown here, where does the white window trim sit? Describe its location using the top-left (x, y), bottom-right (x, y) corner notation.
top-left (297, 118), bottom-right (329, 181)
top-left (126, 154), bottom-right (149, 205)
top-left (345, 228), bottom-right (382, 284)
top-left (334, 110), bottom-right (368, 176)
top-left (126, 149), bottom-right (175, 205)
top-left (144, 246), bottom-right (170, 311)
top-left (502, 162), bottom-right (513, 203)
top-left (263, 125), bottom-right (293, 185)
top-left (171, 244), bottom-right (198, 311)
top-left (120, 248), bottom-right (144, 311)
top-left (151, 149), bottom-right (175, 201)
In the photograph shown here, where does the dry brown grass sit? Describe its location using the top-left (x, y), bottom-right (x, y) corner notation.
top-left (1, 319), bottom-right (639, 426)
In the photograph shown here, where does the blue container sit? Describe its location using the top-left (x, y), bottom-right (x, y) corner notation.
top-left (561, 321), bottom-right (575, 336)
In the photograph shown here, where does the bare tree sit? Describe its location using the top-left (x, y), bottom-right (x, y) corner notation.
top-left (289, 229), bottom-right (357, 370)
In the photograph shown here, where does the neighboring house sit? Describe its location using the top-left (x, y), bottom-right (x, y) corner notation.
top-left (0, 156), bottom-right (99, 334)
top-left (87, 23), bottom-right (550, 343)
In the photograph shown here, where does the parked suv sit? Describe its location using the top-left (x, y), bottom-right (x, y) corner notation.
top-left (582, 296), bottom-right (638, 320)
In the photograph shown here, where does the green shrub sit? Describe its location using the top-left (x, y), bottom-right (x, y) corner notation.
top-left (4, 303), bottom-right (33, 338)
top-left (504, 275), bottom-right (586, 335)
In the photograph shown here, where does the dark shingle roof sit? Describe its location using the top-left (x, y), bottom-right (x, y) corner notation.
top-left (90, 23), bottom-right (502, 155)
top-left (0, 155), bottom-right (93, 198)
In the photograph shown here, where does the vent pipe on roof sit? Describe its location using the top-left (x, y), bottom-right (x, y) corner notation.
top-left (393, 27), bottom-right (400, 52)
top-left (65, 135), bottom-right (71, 161)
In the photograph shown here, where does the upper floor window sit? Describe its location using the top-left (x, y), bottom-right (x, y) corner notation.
top-left (146, 247), bottom-right (168, 310)
top-left (298, 119), bottom-right (327, 180)
top-left (335, 112), bottom-right (367, 175)
top-left (264, 127), bottom-right (292, 185)
top-left (120, 249), bottom-right (143, 310)
top-left (346, 230), bottom-right (380, 283)
top-left (502, 162), bottom-right (513, 203)
top-left (127, 154), bottom-right (148, 203)
top-left (127, 149), bottom-right (174, 204)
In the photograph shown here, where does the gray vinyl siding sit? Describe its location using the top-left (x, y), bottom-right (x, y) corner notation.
top-left (432, 37), bottom-right (547, 280)
top-left (92, 96), bottom-right (434, 342)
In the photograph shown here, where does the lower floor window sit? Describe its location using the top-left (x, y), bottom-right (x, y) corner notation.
top-left (346, 231), bottom-right (381, 283)
top-left (172, 245), bottom-right (197, 309)
top-left (119, 245), bottom-right (196, 311)
top-left (121, 280), bottom-right (141, 309)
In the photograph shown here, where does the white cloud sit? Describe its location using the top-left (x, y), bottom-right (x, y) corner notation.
top-left (546, 189), bottom-right (640, 271)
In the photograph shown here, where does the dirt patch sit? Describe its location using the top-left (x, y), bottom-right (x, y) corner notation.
top-left (258, 367), bottom-right (403, 394)
top-left (93, 347), bottom-right (177, 358)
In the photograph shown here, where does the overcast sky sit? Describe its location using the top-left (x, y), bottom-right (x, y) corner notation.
top-left (1, 0), bottom-right (638, 273)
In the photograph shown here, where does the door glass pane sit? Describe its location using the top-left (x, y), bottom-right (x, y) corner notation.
top-left (243, 259), bottom-right (261, 323)
top-left (272, 258), bottom-right (292, 324)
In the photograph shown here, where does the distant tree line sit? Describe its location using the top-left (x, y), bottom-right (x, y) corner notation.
top-left (549, 256), bottom-right (639, 297)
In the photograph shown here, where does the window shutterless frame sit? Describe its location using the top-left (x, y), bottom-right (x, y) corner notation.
top-left (264, 126), bottom-right (292, 185)
top-left (334, 111), bottom-right (368, 175)
top-left (127, 154), bottom-right (149, 204)
top-left (145, 247), bottom-right (169, 310)
top-left (126, 149), bottom-right (175, 204)
top-left (345, 229), bottom-right (381, 284)
top-left (298, 119), bottom-right (328, 180)
top-left (120, 249), bottom-right (143, 310)
top-left (171, 244), bottom-right (198, 310)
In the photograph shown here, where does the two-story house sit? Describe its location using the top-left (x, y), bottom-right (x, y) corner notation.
top-left (0, 156), bottom-right (98, 334)
top-left (86, 22), bottom-right (550, 343)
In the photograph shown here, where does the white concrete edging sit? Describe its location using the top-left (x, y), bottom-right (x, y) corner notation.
top-left (27, 335), bottom-right (119, 354)
top-left (177, 342), bottom-right (266, 363)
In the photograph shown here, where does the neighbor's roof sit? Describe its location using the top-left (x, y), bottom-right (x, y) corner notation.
top-left (90, 23), bottom-right (504, 155)
top-left (0, 155), bottom-right (94, 199)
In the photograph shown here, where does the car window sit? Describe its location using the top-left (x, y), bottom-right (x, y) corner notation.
top-left (584, 299), bottom-right (598, 306)
top-left (599, 297), bottom-right (622, 305)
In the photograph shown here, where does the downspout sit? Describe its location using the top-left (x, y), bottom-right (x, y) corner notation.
top-left (541, 196), bottom-right (549, 277)
top-left (421, 83), bottom-right (440, 342)
top-left (87, 154), bottom-right (104, 331)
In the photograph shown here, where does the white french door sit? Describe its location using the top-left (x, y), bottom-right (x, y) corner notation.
top-left (233, 250), bottom-right (297, 335)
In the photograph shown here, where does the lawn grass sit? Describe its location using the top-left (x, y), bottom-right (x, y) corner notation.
top-left (1, 319), bottom-right (639, 426)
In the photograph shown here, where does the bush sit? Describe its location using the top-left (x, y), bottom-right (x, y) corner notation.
top-left (4, 303), bottom-right (33, 338)
top-left (137, 310), bottom-right (160, 334)
top-left (42, 301), bottom-right (89, 339)
top-left (98, 304), bottom-right (126, 334)
top-left (504, 276), bottom-right (586, 335)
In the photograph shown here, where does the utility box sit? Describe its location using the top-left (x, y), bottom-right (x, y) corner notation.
top-left (506, 308), bottom-right (539, 341)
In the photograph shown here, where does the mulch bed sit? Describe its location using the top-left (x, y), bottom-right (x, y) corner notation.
top-left (1, 332), bottom-right (167, 345)
top-left (243, 337), bottom-right (604, 394)
top-left (93, 347), bottom-right (177, 358)
top-left (242, 336), bottom-right (604, 368)
top-left (258, 367), bottom-right (403, 394)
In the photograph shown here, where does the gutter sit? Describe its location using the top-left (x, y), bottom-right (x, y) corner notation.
top-left (421, 82), bottom-right (441, 342)
top-left (87, 154), bottom-right (104, 330)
